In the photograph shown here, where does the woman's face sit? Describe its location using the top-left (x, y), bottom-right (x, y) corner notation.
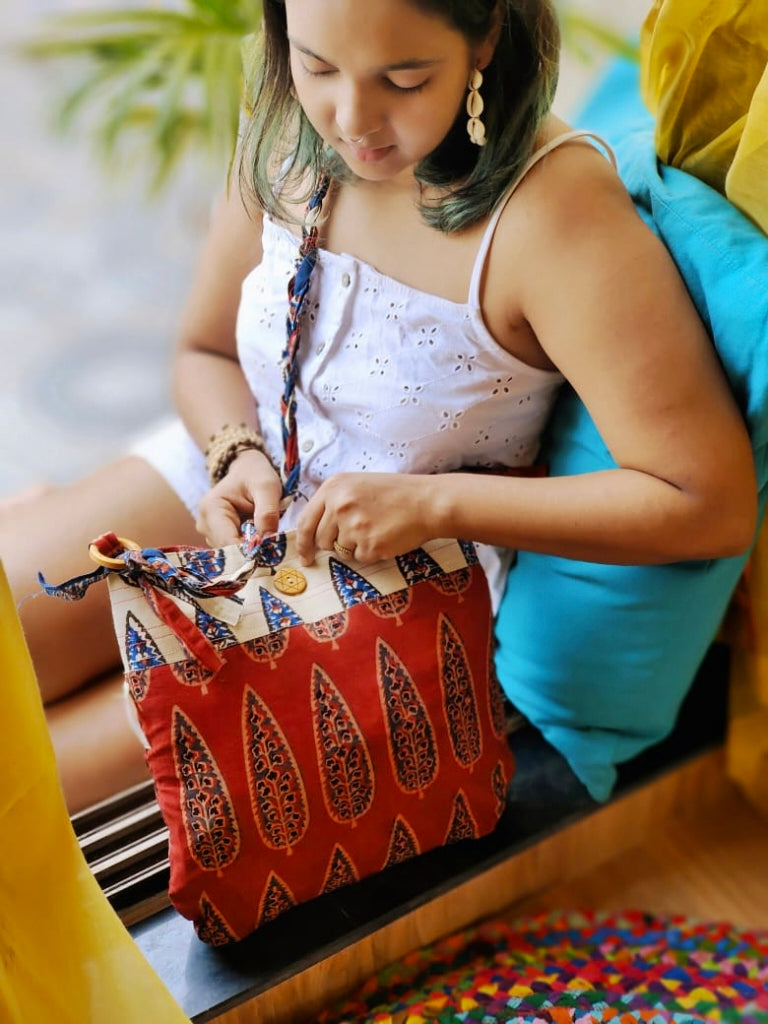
top-left (284, 0), bottom-right (489, 183)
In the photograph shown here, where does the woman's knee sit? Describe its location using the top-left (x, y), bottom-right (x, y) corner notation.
top-left (0, 455), bottom-right (200, 704)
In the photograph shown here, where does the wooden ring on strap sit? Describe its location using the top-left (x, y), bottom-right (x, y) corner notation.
top-left (89, 533), bottom-right (141, 569)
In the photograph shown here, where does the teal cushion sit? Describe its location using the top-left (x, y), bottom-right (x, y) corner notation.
top-left (494, 59), bottom-right (768, 801)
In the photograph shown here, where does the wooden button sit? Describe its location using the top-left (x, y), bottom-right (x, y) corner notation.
top-left (274, 566), bottom-right (307, 595)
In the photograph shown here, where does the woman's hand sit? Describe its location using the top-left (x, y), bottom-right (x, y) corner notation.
top-left (196, 450), bottom-right (283, 547)
top-left (295, 472), bottom-right (437, 565)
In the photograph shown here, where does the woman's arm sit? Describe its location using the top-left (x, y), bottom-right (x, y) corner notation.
top-left (172, 185), bottom-right (283, 541)
top-left (295, 146), bottom-right (757, 565)
top-left (484, 144), bottom-right (757, 563)
top-left (172, 185), bottom-right (262, 451)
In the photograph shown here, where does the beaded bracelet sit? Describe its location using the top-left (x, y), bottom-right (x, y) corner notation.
top-left (204, 423), bottom-right (270, 486)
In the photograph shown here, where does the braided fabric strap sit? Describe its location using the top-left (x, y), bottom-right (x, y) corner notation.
top-left (280, 175), bottom-right (331, 500)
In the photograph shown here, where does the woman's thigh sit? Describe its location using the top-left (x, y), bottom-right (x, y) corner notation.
top-left (46, 668), bottom-right (153, 814)
top-left (0, 455), bottom-right (203, 704)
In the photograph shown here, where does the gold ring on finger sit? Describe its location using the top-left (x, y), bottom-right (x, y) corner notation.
top-left (333, 540), bottom-right (354, 558)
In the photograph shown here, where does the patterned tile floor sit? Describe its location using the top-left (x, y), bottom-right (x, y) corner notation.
top-left (0, 0), bottom-right (648, 501)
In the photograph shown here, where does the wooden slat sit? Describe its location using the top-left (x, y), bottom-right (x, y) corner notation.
top-left (89, 827), bottom-right (169, 884)
top-left (77, 800), bottom-right (164, 858)
top-left (73, 779), bottom-right (170, 922)
top-left (71, 779), bottom-right (158, 837)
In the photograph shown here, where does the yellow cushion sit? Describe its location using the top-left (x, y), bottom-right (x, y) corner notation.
top-left (0, 562), bottom-right (190, 1024)
top-left (641, 0), bottom-right (768, 235)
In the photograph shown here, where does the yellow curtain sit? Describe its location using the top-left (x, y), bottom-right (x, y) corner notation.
top-left (0, 562), bottom-right (191, 1024)
top-left (640, 0), bottom-right (768, 235)
top-left (640, 0), bottom-right (768, 817)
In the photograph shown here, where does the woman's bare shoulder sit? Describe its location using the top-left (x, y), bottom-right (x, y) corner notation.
top-left (489, 113), bottom-right (648, 306)
top-left (523, 115), bottom-right (631, 227)
top-left (480, 115), bottom-right (638, 349)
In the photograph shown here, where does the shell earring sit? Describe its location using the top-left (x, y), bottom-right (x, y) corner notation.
top-left (466, 67), bottom-right (486, 147)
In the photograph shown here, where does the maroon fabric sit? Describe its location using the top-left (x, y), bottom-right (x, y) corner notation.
top-left (127, 560), bottom-right (514, 945)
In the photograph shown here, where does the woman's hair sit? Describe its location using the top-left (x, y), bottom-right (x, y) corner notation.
top-left (239, 0), bottom-right (560, 232)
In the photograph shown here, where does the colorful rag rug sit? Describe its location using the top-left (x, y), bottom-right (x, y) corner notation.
top-left (318, 910), bottom-right (768, 1023)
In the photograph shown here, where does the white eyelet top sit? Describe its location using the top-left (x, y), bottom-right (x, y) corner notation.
top-left (132, 130), bottom-right (614, 609)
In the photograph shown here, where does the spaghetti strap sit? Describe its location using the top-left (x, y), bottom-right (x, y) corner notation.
top-left (468, 130), bottom-right (617, 306)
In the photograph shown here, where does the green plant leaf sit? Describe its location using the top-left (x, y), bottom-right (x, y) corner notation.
top-left (23, 2), bottom-right (262, 192)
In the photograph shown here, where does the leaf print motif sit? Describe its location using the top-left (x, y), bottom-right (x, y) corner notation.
top-left (172, 707), bottom-right (241, 873)
top-left (196, 892), bottom-right (240, 947)
top-left (126, 668), bottom-right (151, 703)
top-left (260, 587), bottom-right (303, 631)
top-left (382, 815), bottom-right (421, 869)
top-left (304, 610), bottom-right (348, 649)
top-left (488, 662), bottom-right (508, 741)
top-left (321, 845), bottom-right (359, 894)
top-left (243, 631), bottom-right (289, 670)
top-left (458, 539), bottom-right (480, 566)
top-left (169, 658), bottom-right (216, 695)
top-left (492, 759), bottom-right (509, 817)
top-left (397, 536), bottom-right (474, 599)
top-left (428, 567), bottom-right (472, 601)
top-left (242, 687), bottom-right (309, 854)
top-left (376, 638), bottom-right (438, 796)
top-left (444, 790), bottom-right (479, 844)
top-left (329, 559), bottom-right (381, 608)
top-left (311, 664), bottom-right (374, 825)
top-left (259, 871), bottom-right (296, 926)
top-left (369, 589), bottom-right (412, 626)
top-left (196, 606), bottom-right (236, 650)
top-left (438, 613), bottom-right (482, 770)
top-left (395, 547), bottom-right (444, 587)
top-left (125, 610), bottom-right (165, 671)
